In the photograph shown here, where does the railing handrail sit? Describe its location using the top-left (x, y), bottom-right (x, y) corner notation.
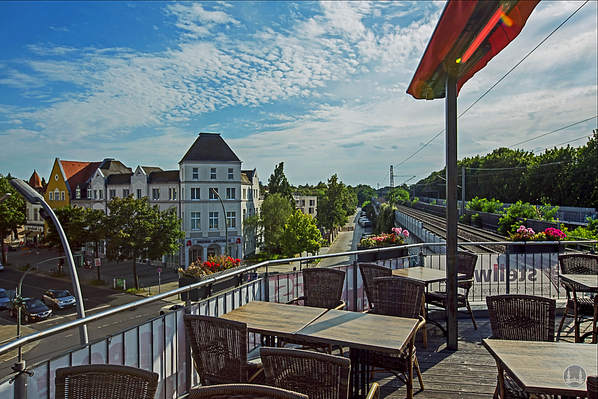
top-left (1, 239), bottom-right (595, 357)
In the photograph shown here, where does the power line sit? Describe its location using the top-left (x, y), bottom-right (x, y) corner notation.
top-left (535, 135), bottom-right (593, 152)
top-left (509, 116), bottom-right (597, 148)
top-left (389, 1), bottom-right (590, 177)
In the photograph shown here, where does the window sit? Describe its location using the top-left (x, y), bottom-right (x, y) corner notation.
top-left (191, 188), bottom-right (200, 200)
top-left (243, 209), bottom-right (246, 221)
top-left (109, 189), bottom-right (116, 199)
top-left (61, 191), bottom-right (65, 201)
top-left (228, 168), bottom-right (234, 180)
top-left (227, 211), bottom-right (236, 229)
top-left (76, 187), bottom-right (81, 199)
top-left (209, 188), bottom-right (218, 200)
top-left (211, 168), bottom-right (216, 180)
top-left (192, 167), bottom-right (199, 180)
top-left (152, 188), bottom-right (160, 200)
top-left (93, 190), bottom-right (97, 200)
top-left (309, 207), bottom-right (314, 214)
top-left (191, 212), bottom-right (200, 230)
top-left (310, 199), bottom-right (315, 206)
top-left (209, 212), bottom-right (218, 229)
top-left (123, 189), bottom-right (129, 198)
top-left (226, 188), bottom-right (235, 200)
top-left (243, 189), bottom-right (246, 200)
top-left (34, 209), bottom-right (38, 221)
top-left (169, 188), bottom-right (177, 200)
top-left (49, 192), bottom-right (53, 201)
top-left (137, 189), bottom-right (142, 199)
top-left (99, 190), bottom-right (103, 200)
top-left (87, 188), bottom-right (91, 198)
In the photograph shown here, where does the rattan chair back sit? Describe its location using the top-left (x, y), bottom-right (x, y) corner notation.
top-left (457, 251), bottom-right (478, 279)
top-left (260, 347), bottom-right (351, 399)
top-left (559, 253), bottom-right (598, 275)
top-left (373, 276), bottom-right (425, 319)
top-left (588, 375), bottom-right (598, 399)
top-left (359, 263), bottom-right (392, 310)
top-left (302, 268), bottom-right (346, 309)
top-left (189, 383), bottom-right (309, 399)
top-left (55, 364), bottom-right (159, 399)
top-left (486, 294), bottom-right (556, 342)
top-left (183, 314), bottom-right (251, 385)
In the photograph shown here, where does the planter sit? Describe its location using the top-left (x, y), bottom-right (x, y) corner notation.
top-left (179, 265), bottom-right (245, 301)
top-left (357, 246), bottom-right (408, 262)
top-left (508, 243), bottom-right (565, 254)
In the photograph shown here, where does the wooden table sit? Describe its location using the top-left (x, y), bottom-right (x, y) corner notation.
top-left (559, 274), bottom-right (598, 343)
top-left (221, 301), bottom-right (421, 398)
top-left (483, 339), bottom-right (597, 397)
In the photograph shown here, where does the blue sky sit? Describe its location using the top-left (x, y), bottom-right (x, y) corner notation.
top-left (1, 1), bottom-right (596, 188)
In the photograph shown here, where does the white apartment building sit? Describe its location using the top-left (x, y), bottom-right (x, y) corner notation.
top-left (180, 133), bottom-right (260, 267)
top-left (294, 195), bottom-right (317, 218)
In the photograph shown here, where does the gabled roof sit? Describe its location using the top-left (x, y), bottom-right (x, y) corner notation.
top-left (28, 170), bottom-right (42, 189)
top-left (99, 159), bottom-right (131, 175)
top-left (241, 173), bottom-right (251, 184)
top-left (139, 166), bottom-right (163, 175)
top-left (106, 173), bottom-right (134, 185)
top-left (180, 133), bottom-right (241, 163)
top-left (148, 170), bottom-right (180, 184)
top-left (60, 160), bottom-right (102, 193)
top-left (242, 169), bottom-right (256, 180)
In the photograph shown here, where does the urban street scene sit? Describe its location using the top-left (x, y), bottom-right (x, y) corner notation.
top-left (0, 1), bottom-right (597, 399)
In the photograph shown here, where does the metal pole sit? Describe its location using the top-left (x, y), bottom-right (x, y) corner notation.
top-left (445, 66), bottom-right (459, 351)
top-left (461, 166), bottom-right (465, 217)
top-left (211, 189), bottom-right (228, 255)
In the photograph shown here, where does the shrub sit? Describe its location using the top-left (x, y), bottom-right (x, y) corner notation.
top-left (459, 214), bottom-right (471, 224)
top-left (471, 213), bottom-right (483, 228)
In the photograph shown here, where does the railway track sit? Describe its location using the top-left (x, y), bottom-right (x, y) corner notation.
top-left (396, 205), bottom-right (507, 254)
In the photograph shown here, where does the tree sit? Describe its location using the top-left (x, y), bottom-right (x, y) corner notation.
top-left (43, 205), bottom-right (88, 259)
top-left (386, 187), bottom-right (409, 207)
top-left (267, 162), bottom-right (294, 207)
top-left (280, 210), bottom-right (322, 258)
top-left (259, 193), bottom-right (293, 253)
top-left (354, 184), bottom-right (376, 206)
top-left (104, 196), bottom-right (184, 289)
top-left (317, 174), bottom-right (349, 234)
top-left (81, 208), bottom-right (106, 281)
top-left (0, 174), bottom-right (26, 265)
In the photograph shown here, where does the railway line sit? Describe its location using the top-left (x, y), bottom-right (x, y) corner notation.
top-left (396, 205), bottom-right (507, 254)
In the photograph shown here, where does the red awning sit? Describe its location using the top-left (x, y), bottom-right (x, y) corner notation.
top-left (407, 0), bottom-right (540, 100)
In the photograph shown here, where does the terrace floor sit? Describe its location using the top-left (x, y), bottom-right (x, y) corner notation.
top-left (371, 313), bottom-right (588, 399)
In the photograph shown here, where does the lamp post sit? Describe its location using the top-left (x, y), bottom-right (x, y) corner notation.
top-left (9, 179), bottom-right (88, 344)
top-left (210, 188), bottom-right (228, 255)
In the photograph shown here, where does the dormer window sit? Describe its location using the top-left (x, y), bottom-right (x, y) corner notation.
top-left (76, 187), bottom-right (81, 199)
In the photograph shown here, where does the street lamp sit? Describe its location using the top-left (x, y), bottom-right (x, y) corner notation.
top-left (210, 188), bottom-right (228, 255)
top-left (0, 193), bottom-right (11, 203)
top-left (9, 179), bottom-right (88, 345)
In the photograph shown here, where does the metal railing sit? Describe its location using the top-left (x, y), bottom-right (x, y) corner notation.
top-left (0, 240), bottom-right (595, 399)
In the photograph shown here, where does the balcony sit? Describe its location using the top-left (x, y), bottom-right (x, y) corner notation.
top-left (0, 241), bottom-right (595, 399)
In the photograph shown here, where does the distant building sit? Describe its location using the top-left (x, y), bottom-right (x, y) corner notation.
top-left (21, 170), bottom-right (45, 244)
top-left (294, 195), bottom-right (317, 218)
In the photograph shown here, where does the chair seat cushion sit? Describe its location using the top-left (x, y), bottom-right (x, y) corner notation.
top-left (566, 296), bottom-right (595, 315)
top-left (367, 347), bottom-right (414, 371)
top-left (426, 291), bottom-right (467, 307)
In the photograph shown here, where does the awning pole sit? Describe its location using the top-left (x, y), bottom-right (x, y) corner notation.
top-left (445, 65), bottom-right (459, 351)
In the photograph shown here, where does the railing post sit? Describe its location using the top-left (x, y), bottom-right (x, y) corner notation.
top-left (505, 246), bottom-right (511, 294)
top-left (264, 265), bottom-right (270, 302)
top-left (13, 360), bottom-right (27, 399)
top-left (353, 257), bottom-right (358, 312)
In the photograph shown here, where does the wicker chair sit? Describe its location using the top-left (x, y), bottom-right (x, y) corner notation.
top-left (359, 263), bottom-right (392, 311)
top-left (261, 347), bottom-right (379, 399)
top-left (486, 295), bottom-right (556, 399)
top-left (425, 251), bottom-right (479, 330)
top-left (557, 254), bottom-right (598, 341)
top-left (588, 375), bottom-right (598, 399)
top-left (368, 276), bottom-right (427, 397)
top-left (55, 364), bottom-right (159, 399)
top-left (183, 314), bottom-right (265, 385)
top-left (288, 268), bottom-right (346, 310)
top-left (189, 383), bottom-right (309, 399)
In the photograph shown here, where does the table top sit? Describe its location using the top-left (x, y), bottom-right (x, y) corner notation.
top-left (221, 301), bottom-right (420, 354)
top-left (559, 274), bottom-right (598, 292)
top-left (482, 339), bottom-right (597, 396)
top-left (392, 267), bottom-right (464, 284)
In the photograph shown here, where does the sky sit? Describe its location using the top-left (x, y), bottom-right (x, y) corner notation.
top-left (1, 1), bottom-right (596, 189)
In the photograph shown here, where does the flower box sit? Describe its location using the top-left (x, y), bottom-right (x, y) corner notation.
top-left (179, 265), bottom-right (244, 301)
top-left (357, 246), bottom-right (408, 262)
top-left (508, 243), bottom-right (565, 254)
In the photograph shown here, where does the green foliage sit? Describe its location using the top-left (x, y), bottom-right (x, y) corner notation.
top-left (316, 174), bottom-right (350, 233)
top-left (104, 196), bottom-right (184, 289)
top-left (258, 193), bottom-right (293, 253)
top-left (0, 174), bottom-right (26, 265)
top-left (471, 213), bottom-right (482, 227)
top-left (43, 205), bottom-right (89, 255)
top-left (387, 187), bottom-right (409, 207)
top-left (267, 162), bottom-right (294, 208)
top-left (88, 277), bottom-right (106, 286)
top-left (354, 184), bottom-right (377, 206)
top-left (498, 201), bottom-right (559, 235)
top-left (374, 203), bottom-right (395, 234)
top-left (280, 210), bottom-right (322, 258)
top-left (467, 197), bottom-right (503, 214)
top-left (459, 214), bottom-right (471, 224)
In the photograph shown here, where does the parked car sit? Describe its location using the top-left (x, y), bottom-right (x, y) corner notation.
top-left (159, 302), bottom-right (186, 315)
top-left (42, 289), bottom-right (76, 309)
top-left (9, 298), bottom-right (52, 323)
top-left (0, 263), bottom-right (4, 272)
top-left (0, 289), bottom-right (11, 310)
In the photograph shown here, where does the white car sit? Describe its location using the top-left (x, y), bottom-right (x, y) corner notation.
top-left (42, 290), bottom-right (76, 309)
top-left (159, 302), bottom-right (186, 315)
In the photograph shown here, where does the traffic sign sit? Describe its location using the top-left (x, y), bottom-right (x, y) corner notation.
top-left (157, 268), bottom-right (162, 273)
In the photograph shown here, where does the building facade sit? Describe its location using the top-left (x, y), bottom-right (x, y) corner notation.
top-left (294, 195), bottom-right (317, 218)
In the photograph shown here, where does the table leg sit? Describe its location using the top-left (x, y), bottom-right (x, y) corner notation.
top-left (349, 348), bottom-right (370, 399)
top-left (496, 360), bottom-right (506, 399)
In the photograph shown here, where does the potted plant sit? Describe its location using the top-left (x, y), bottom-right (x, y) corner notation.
top-left (507, 225), bottom-right (566, 254)
top-left (178, 255), bottom-right (244, 300)
top-left (357, 227), bottom-right (409, 262)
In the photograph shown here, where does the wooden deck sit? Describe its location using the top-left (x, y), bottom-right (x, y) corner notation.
top-left (374, 314), bottom-right (585, 399)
